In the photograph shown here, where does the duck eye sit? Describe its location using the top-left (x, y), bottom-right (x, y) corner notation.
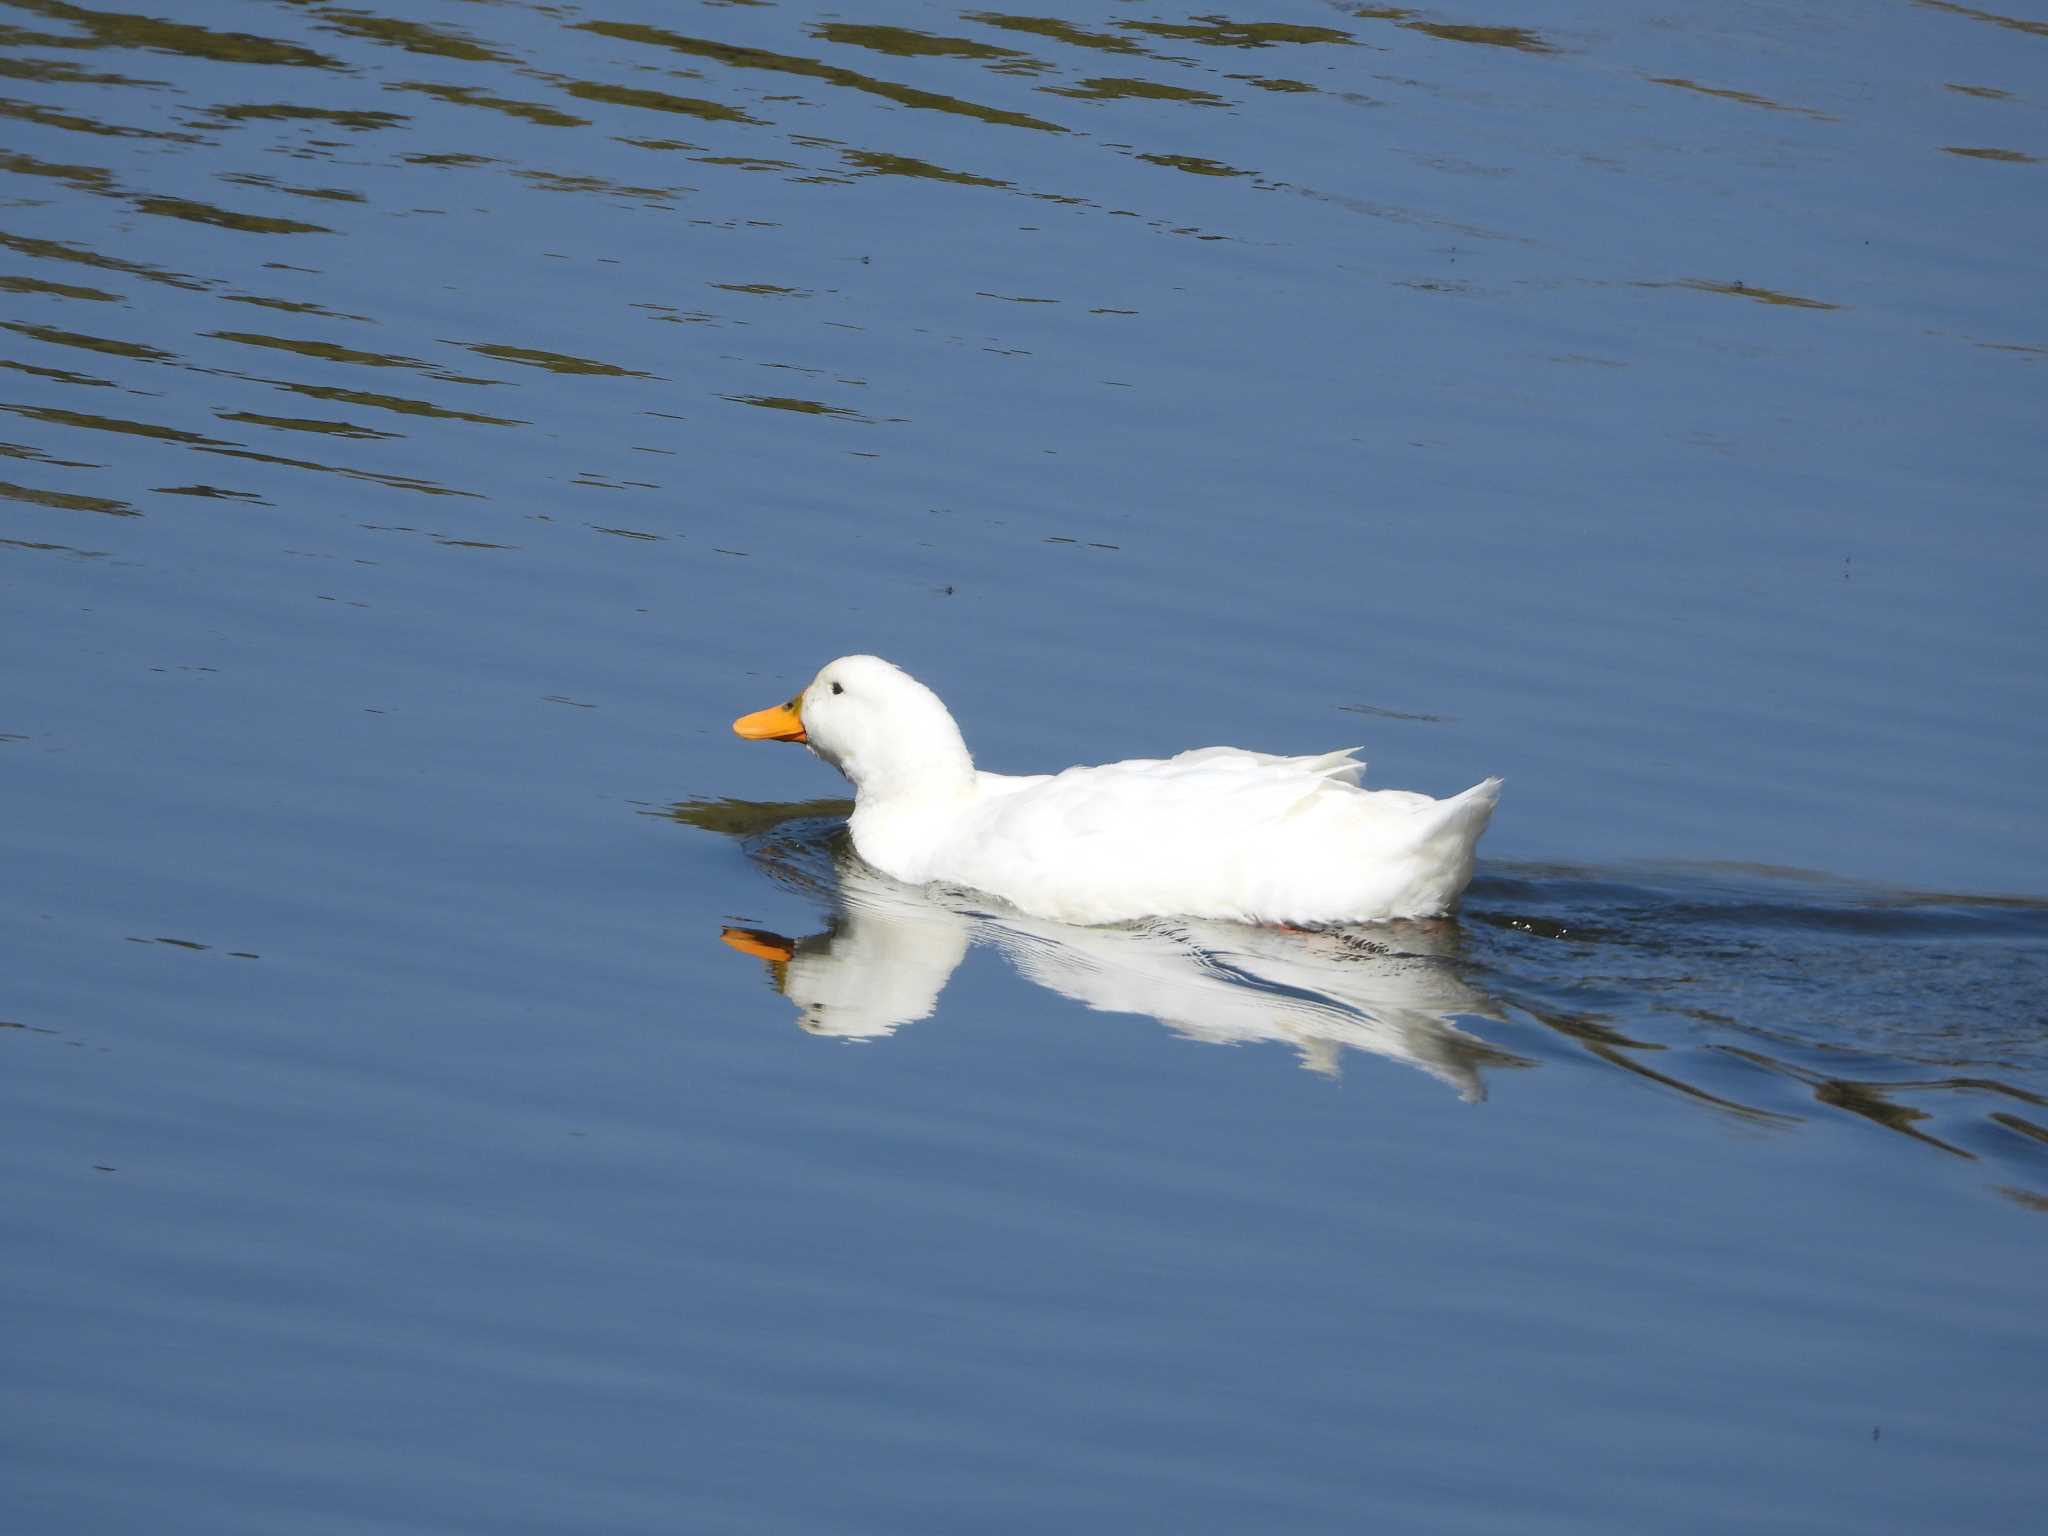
top-left (830, 682), bottom-right (844, 695)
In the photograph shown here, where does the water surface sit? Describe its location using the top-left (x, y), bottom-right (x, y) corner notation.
top-left (4, 1), bottom-right (2045, 1530)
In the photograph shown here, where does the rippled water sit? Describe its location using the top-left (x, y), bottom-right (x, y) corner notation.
top-left (4, 1), bottom-right (2045, 1531)
top-left (689, 796), bottom-right (2048, 1161)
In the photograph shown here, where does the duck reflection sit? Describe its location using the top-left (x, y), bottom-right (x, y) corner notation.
top-left (685, 798), bottom-right (1528, 1098)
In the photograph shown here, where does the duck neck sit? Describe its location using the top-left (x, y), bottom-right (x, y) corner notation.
top-left (847, 742), bottom-right (977, 806)
top-left (818, 701), bottom-right (977, 806)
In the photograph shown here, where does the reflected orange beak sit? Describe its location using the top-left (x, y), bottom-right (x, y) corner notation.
top-left (722, 925), bottom-right (795, 993)
top-left (720, 925), bottom-right (796, 964)
top-left (733, 697), bottom-right (806, 743)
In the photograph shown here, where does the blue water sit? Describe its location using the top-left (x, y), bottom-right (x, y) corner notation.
top-left (3, 1), bottom-right (2045, 1530)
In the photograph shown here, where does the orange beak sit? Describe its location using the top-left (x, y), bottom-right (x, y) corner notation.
top-left (720, 926), bottom-right (796, 964)
top-left (722, 925), bottom-right (795, 993)
top-left (733, 696), bottom-right (806, 743)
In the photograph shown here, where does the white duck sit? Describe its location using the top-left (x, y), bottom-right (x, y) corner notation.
top-left (732, 655), bottom-right (1501, 927)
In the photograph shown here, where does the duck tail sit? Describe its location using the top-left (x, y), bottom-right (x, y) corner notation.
top-left (1457, 775), bottom-right (1504, 815)
top-left (1406, 777), bottom-right (1502, 912)
top-left (1436, 775), bottom-right (1503, 842)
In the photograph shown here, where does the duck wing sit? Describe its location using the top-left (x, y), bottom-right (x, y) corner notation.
top-left (942, 751), bottom-right (1494, 925)
top-left (1167, 744), bottom-right (1368, 787)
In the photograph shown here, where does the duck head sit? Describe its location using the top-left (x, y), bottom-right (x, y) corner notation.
top-left (734, 655), bottom-right (975, 799)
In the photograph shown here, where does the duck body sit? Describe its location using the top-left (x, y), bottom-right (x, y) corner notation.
top-left (734, 656), bottom-right (1501, 928)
